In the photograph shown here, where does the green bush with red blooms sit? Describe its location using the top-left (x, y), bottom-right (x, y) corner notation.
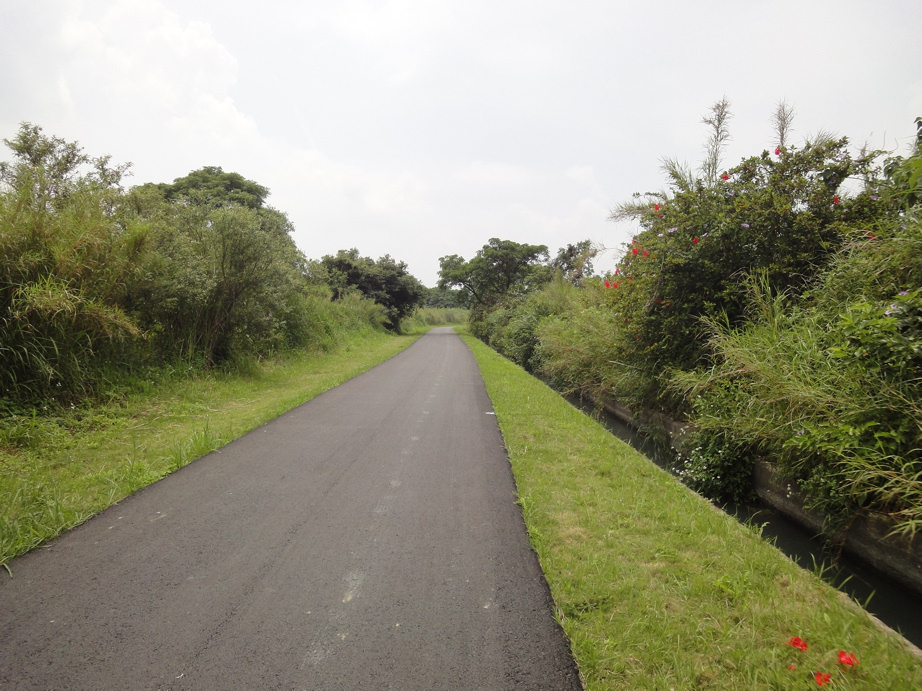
top-left (480, 105), bottom-right (922, 537)
top-left (604, 134), bottom-right (885, 409)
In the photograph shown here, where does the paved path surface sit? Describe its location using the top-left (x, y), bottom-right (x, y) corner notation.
top-left (0, 327), bottom-right (581, 690)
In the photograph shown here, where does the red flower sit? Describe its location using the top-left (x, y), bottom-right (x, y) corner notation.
top-left (654, 203), bottom-right (660, 211)
top-left (869, 233), bottom-right (877, 241)
top-left (692, 236), bottom-right (699, 245)
top-left (614, 267), bottom-right (619, 275)
top-left (632, 247), bottom-right (638, 255)
top-left (613, 282), bottom-right (619, 289)
top-left (775, 146), bottom-right (781, 155)
top-left (838, 651), bottom-right (858, 667)
top-left (721, 173), bottom-right (729, 180)
top-left (789, 664), bottom-right (796, 670)
top-left (643, 249), bottom-right (649, 257)
top-left (786, 637), bottom-right (808, 651)
top-left (833, 195), bottom-right (839, 205)
top-left (605, 281), bottom-right (611, 288)
top-left (815, 672), bottom-right (832, 686)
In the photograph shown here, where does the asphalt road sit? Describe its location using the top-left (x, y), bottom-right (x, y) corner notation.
top-left (0, 327), bottom-right (581, 690)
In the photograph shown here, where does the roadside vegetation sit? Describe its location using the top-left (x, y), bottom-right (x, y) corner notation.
top-left (0, 122), bottom-right (466, 564)
top-left (464, 331), bottom-right (922, 689)
top-left (441, 104), bottom-right (922, 540)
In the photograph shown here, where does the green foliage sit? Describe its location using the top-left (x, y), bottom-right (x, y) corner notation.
top-left (425, 284), bottom-right (470, 308)
top-left (402, 307), bottom-right (468, 329)
top-left (551, 239), bottom-right (598, 286)
top-left (675, 427), bottom-right (755, 503)
top-left (0, 124), bottom-right (147, 400)
top-left (468, 105), bottom-right (922, 536)
top-left (882, 116), bottom-right (922, 210)
top-left (0, 123), bottom-right (396, 405)
top-left (673, 217), bottom-right (922, 535)
top-left (319, 248), bottom-right (426, 331)
top-left (126, 200), bottom-right (311, 364)
top-left (610, 133), bottom-right (884, 382)
top-left (141, 165), bottom-right (269, 210)
top-left (437, 237), bottom-right (550, 315)
top-left (480, 278), bottom-right (582, 371)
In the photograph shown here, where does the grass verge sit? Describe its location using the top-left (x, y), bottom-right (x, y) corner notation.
top-left (0, 329), bottom-right (419, 568)
top-left (461, 332), bottom-right (922, 689)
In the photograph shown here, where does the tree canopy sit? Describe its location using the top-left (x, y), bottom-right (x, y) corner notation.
top-left (438, 238), bottom-right (550, 312)
top-left (320, 249), bottom-right (426, 331)
top-left (146, 166), bottom-right (270, 209)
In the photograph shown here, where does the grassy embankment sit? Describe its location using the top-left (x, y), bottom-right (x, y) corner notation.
top-left (0, 329), bottom-right (420, 568)
top-left (461, 331), bottom-right (922, 690)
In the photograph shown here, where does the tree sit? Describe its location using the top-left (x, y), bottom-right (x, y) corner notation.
top-left (552, 240), bottom-right (598, 286)
top-left (146, 166), bottom-right (269, 209)
top-left (319, 249), bottom-right (425, 330)
top-left (126, 168), bottom-right (311, 365)
top-left (437, 238), bottom-right (549, 313)
top-left (425, 285), bottom-right (470, 308)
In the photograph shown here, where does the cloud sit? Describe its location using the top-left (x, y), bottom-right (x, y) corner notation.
top-left (3, 0), bottom-right (921, 288)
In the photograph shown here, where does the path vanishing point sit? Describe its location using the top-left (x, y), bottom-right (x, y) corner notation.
top-left (0, 327), bottom-right (582, 690)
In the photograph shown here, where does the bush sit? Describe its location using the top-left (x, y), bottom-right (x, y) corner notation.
top-left (0, 125), bottom-right (148, 401)
top-left (672, 214), bottom-right (922, 535)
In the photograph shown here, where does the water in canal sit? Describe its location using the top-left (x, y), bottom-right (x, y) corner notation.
top-left (571, 396), bottom-right (922, 649)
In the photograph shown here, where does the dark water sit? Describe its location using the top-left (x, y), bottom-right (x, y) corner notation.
top-left (570, 397), bottom-right (922, 648)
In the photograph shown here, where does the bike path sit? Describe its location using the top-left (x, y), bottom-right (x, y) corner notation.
top-left (0, 327), bottom-right (581, 690)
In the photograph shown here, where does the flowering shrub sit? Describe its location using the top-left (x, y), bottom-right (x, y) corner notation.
top-left (677, 216), bottom-right (922, 536)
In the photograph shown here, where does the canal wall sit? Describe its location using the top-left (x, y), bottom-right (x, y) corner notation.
top-left (594, 396), bottom-right (922, 598)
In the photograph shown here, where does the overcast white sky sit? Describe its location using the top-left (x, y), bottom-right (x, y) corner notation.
top-left (3, 1), bottom-right (921, 285)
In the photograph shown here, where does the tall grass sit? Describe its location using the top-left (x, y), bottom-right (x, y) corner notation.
top-left (673, 217), bottom-right (922, 536)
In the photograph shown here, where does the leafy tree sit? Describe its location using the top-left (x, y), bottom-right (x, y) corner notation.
top-left (425, 285), bottom-right (470, 308)
top-left (551, 240), bottom-right (598, 286)
top-left (437, 238), bottom-right (550, 314)
top-left (125, 177), bottom-right (311, 364)
top-left (145, 166), bottom-right (269, 209)
top-left (319, 249), bottom-right (425, 331)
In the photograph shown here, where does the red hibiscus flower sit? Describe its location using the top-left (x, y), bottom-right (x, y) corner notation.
top-left (838, 651), bottom-right (858, 667)
top-left (786, 637), bottom-right (808, 651)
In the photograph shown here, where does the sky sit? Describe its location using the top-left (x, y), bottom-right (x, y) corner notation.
top-left (2, 1), bottom-right (921, 286)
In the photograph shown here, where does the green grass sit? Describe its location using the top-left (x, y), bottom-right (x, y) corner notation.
top-left (0, 329), bottom-right (419, 567)
top-left (461, 332), bottom-right (922, 689)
